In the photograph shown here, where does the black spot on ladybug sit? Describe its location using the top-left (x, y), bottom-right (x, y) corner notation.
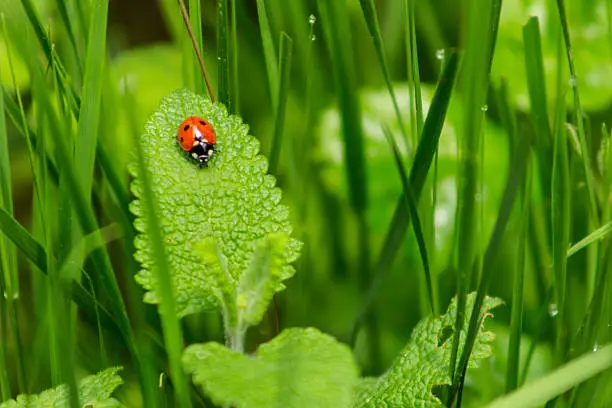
top-left (183, 124), bottom-right (190, 131)
top-left (180, 137), bottom-right (184, 142)
top-left (200, 120), bottom-right (207, 126)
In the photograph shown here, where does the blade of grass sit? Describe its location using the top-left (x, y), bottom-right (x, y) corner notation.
top-left (0, 58), bottom-right (14, 402)
top-left (319, 0), bottom-right (374, 369)
top-left (268, 33), bottom-right (292, 174)
top-left (0, 205), bottom-right (123, 345)
top-left (551, 92), bottom-right (570, 365)
top-left (495, 76), bottom-right (529, 393)
top-left (506, 151), bottom-right (531, 392)
top-left (217, 0), bottom-right (230, 109)
top-left (382, 125), bottom-right (434, 314)
top-left (358, 0), bottom-right (409, 143)
top-left (189, 0), bottom-right (204, 95)
top-left (230, 0), bottom-right (239, 112)
top-left (485, 343), bottom-right (612, 408)
top-left (567, 222), bottom-right (612, 258)
top-left (404, 0), bottom-right (423, 140)
top-left (523, 17), bottom-right (552, 153)
top-left (28, 43), bottom-right (143, 395)
top-left (0, 294), bottom-right (10, 400)
top-left (452, 135), bottom-right (532, 403)
top-left (133, 110), bottom-right (192, 408)
top-left (75, 0), bottom-right (108, 193)
top-left (555, 0), bottom-right (599, 225)
top-left (350, 50), bottom-right (459, 346)
top-left (178, 0), bottom-right (215, 101)
top-left (449, 0), bottom-right (494, 391)
top-left (54, 0), bottom-right (83, 78)
top-left (255, 0), bottom-right (278, 110)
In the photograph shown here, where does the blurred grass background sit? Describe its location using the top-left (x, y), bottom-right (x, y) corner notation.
top-left (1, 0), bottom-right (612, 406)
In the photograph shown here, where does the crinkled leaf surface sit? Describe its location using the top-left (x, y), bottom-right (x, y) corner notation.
top-left (0, 367), bottom-right (124, 407)
top-left (130, 89), bottom-right (301, 317)
top-left (183, 327), bottom-right (359, 408)
top-left (354, 293), bottom-right (502, 407)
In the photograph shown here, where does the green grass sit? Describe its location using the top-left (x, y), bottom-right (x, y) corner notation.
top-left (1, 0), bottom-right (612, 407)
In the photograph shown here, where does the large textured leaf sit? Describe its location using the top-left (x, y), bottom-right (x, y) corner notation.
top-left (354, 293), bottom-right (502, 407)
top-left (183, 328), bottom-right (359, 408)
top-left (0, 367), bottom-right (124, 407)
top-left (129, 89), bottom-right (301, 317)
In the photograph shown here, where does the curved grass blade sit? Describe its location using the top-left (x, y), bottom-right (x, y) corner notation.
top-left (382, 125), bottom-right (434, 314)
top-left (350, 50), bottom-right (459, 346)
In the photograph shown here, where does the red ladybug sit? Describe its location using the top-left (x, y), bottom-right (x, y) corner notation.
top-left (176, 116), bottom-right (217, 166)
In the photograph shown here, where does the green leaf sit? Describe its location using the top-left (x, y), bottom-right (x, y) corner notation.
top-left (353, 293), bottom-right (502, 407)
top-left (237, 232), bottom-right (291, 328)
top-left (183, 328), bottom-right (358, 408)
top-left (129, 89), bottom-right (301, 318)
top-left (0, 367), bottom-right (124, 408)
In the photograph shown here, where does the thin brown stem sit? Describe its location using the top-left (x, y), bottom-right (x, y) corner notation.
top-left (178, 0), bottom-right (216, 102)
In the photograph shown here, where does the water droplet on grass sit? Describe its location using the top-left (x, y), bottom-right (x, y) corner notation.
top-left (548, 303), bottom-right (559, 317)
top-left (309, 14), bottom-right (316, 24)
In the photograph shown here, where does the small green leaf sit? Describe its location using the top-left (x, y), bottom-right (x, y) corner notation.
top-left (130, 89), bottom-right (301, 318)
top-left (0, 367), bottom-right (124, 408)
top-left (194, 238), bottom-right (237, 329)
top-left (237, 232), bottom-right (291, 328)
top-left (354, 293), bottom-right (502, 407)
top-left (183, 328), bottom-right (359, 408)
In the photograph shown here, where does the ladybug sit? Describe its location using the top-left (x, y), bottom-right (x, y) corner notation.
top-left (176, 116), bottom-right (217, 166)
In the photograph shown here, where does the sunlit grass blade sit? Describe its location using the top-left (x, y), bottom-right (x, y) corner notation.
top-left (382, 125), bottom-right (434, 314)
top-left (453, 135), bottom-right (532, 401)
top-left (485, 343), bottom-right (612, 408)
top-left (554, 0), bottom-right (599, 224)
top-left (133, 113), bottom-right (192, 408)
top-left (268, 33), bottom-right (292, 174)
top-left (350, 51), bottom-right (459, 346)
top-left (217, 0), bottom-right (231, 109)
top-left (358, 0), bottom-right (408, 142)
top-left (255, 0), bottom-right (278, 110)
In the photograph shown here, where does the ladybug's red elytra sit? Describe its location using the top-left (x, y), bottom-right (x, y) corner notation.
top-left (176, 116), bottom-right (217, 166)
